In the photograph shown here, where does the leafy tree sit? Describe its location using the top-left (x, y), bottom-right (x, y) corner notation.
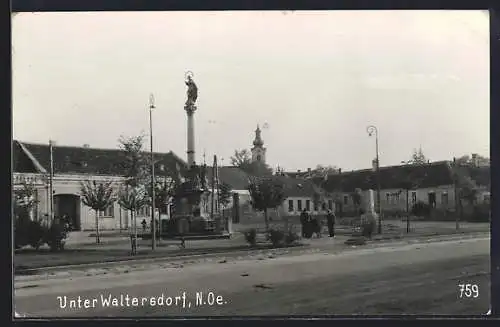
top-left (451, 161), bottom-right (480, 221)
top-left (118, 184), bottom-right (149, 254)
top-left (118, 134), bottom-right (150, 187)
top-left (406, 148), bottom-right (428, 165)
top-left (119, 134), bottom-right (185, 218)
top-left (230, 149), bottom-right (273, 176)
top-left (13, 181), bottom-right (38, 220)
top-left (80, 180), bottom-right (116, 244)
top-left (247, 176), bottom-right (286, 231)
top-left (218, 182), bottom-right (233, 209)
top-left (455, 154), bottom-right (490, 167)
top-left (118, 185), bottom-right (149, 230)
top-left (230, 149), bottom-right (252, 167)
top-left (314, 165), bottom-right (340, 176)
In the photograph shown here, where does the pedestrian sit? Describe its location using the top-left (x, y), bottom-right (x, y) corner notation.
top-left (311, 215), bottom-right (321, 238)
top-left (300, 208), bottom-right (308, 237)
top-left (141, 219), bottom-right (147, 233)
top-left (327, 209), bottom-right (336, 237)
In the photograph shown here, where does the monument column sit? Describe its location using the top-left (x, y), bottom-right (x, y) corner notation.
top-left (185, 105), bottom-right (196, 168)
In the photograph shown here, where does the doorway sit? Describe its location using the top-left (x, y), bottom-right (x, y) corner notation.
top-left (428, 192), bottom-right (436, 208)
top-left (54, 194), bottom-right (81, 231)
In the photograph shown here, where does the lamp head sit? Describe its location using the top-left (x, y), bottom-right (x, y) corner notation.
top-left (149, 94), bottom-right (155, 108)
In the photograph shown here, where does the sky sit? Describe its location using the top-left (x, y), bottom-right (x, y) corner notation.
top-left (12, 10), bottom-right (490, 171)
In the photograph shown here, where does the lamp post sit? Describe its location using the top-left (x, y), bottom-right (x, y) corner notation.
top-left (149, 94), bottom-right (156, 250)
top-left (366, 125), bottom-right (382, 234)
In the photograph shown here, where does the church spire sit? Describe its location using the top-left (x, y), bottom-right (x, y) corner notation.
top-left (253, 124), bottom-right (264, 147)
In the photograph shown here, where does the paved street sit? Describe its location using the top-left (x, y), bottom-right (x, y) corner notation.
top-left (15, 235), bottom-right (490, 317)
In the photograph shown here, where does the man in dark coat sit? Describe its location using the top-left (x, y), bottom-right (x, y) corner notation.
top-left (300, 208), bottom-right (309, 237)
top-left (326, 209), bottom-right (336, 237)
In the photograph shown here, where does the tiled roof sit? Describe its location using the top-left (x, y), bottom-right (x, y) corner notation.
top-left (273, 175), bottom-right (318, 197)
top-left (13, 140), bottom-right (187, 177)
top-left (206, 166), bottom-right (251, 191)
top-left (318, 161), bottom-right (455, 192)
top-left (204, 166), bottom-right (319, 197)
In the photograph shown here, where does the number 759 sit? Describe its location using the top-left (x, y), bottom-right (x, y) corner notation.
top-left (458, 284), bottom-right (479, 298)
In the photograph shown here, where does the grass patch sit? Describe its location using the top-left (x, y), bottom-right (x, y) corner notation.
top-left (14, 242), bottom-right (307, 273)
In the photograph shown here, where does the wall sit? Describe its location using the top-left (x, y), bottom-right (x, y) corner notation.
top-left (280, 196), bottom-right (333, 216)
top-left (14, 172), bottom-right (129, 231)
top-left (338, 185), bottom-right (456, 215)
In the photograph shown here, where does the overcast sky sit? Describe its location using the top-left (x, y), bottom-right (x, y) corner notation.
top-left (12, 10), bottom-right (489, 171)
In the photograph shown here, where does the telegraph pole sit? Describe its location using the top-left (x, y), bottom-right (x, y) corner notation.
top-left (49, 140), bottom-right (54, 224)
top-left (149, 94), bottom-right (156, 250)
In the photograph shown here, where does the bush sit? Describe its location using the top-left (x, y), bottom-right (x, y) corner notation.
top-left (267, 228), bottom-right (285, 248)
top-left (15, 218), bottom-right (45, 250)
top-left (243, 228), bottom-right (257, 246)
top-left (360, 213), bottom-right (377, 239)
top-left (467, 204), bottom-right (490, 222)
top-left (284, 230), bottom-right (300, 245)
top-left (44, 222), bottom-right (68, 251)
top-left (411, 201), bottom-right (431, 217)
top-left (361, 220), bottom-right (375, 238)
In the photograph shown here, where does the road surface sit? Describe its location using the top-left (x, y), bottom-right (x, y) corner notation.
top-left (15, 236), bottom-right (490, 317)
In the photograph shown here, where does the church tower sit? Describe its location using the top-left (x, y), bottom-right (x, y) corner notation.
top-left (251, 125), bottom-right (266, 164)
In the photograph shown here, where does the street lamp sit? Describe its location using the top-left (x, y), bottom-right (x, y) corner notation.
top-left (149, 94), bottom-right (156, 250)
top-left (366, 125), bottom-right (382, 234)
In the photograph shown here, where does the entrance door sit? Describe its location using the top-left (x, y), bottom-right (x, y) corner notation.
top-left (428, 192), bottom-right (437, 208)
top-left (54, 194), bottom-right (81, 230)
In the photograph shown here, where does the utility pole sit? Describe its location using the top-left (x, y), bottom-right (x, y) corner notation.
top-left (149, 94), bottom-right (156, 250)
top-left (453, 157), bottom-right (460, 230)
top-left (49, 140), bottom-right (54, 224)
top-left (367, 125), bottom-right (382, 234)
top-left (211, 155), bottom-right (216, 219)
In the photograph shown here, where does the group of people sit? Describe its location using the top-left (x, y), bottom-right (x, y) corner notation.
top-left (299, 208), bottom-right (336, 239)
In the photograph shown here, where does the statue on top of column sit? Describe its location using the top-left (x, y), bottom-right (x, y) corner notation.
top-left (185, 71), bottom-right (198, 108)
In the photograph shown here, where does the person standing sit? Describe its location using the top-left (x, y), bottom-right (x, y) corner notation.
top-left (300, 208), bottom-right (308, 237)
top-left (326, 209), bottom-right (336, 237)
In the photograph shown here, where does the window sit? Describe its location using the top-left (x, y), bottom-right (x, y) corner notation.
top-left (137, 206), bottom-right (150, 217)
top-left (99, 205), bottom-right (114, 218)
top-left (288, 199), bottom-right (294, 212)
top-left (322, 202), bottom-right (326, 211)
top-left (328, 200), bottom-right (333, 210)
top-left (343, 195), bottom-right (349, 205)
top-left (297, 200), bottom-right (302, 211)
top-left (411, 191), bottom-right (417, 204)
top-left (386, 193), bottom-right (390, 204)
top-left (314, 201), bottom-right (319, 211)
top-left (441, 192), bottom-right (449, 205)
top-left (257, 155), bottom-right (261, 161)
top-left (306, 200), bottom-right (310, 211)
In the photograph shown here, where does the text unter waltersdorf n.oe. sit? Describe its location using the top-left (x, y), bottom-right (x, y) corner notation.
top-left (57, 292), bottom-right (227, 310)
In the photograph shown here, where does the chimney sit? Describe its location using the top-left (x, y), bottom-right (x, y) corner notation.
top-left (83, 144), bottom-right (90, 148)
top-left (307, 168), bottom-right (311, 173)
top-left (338, 168), bottom-right (342, 174)
top-left (372, 158), bottom-right (378, 171)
